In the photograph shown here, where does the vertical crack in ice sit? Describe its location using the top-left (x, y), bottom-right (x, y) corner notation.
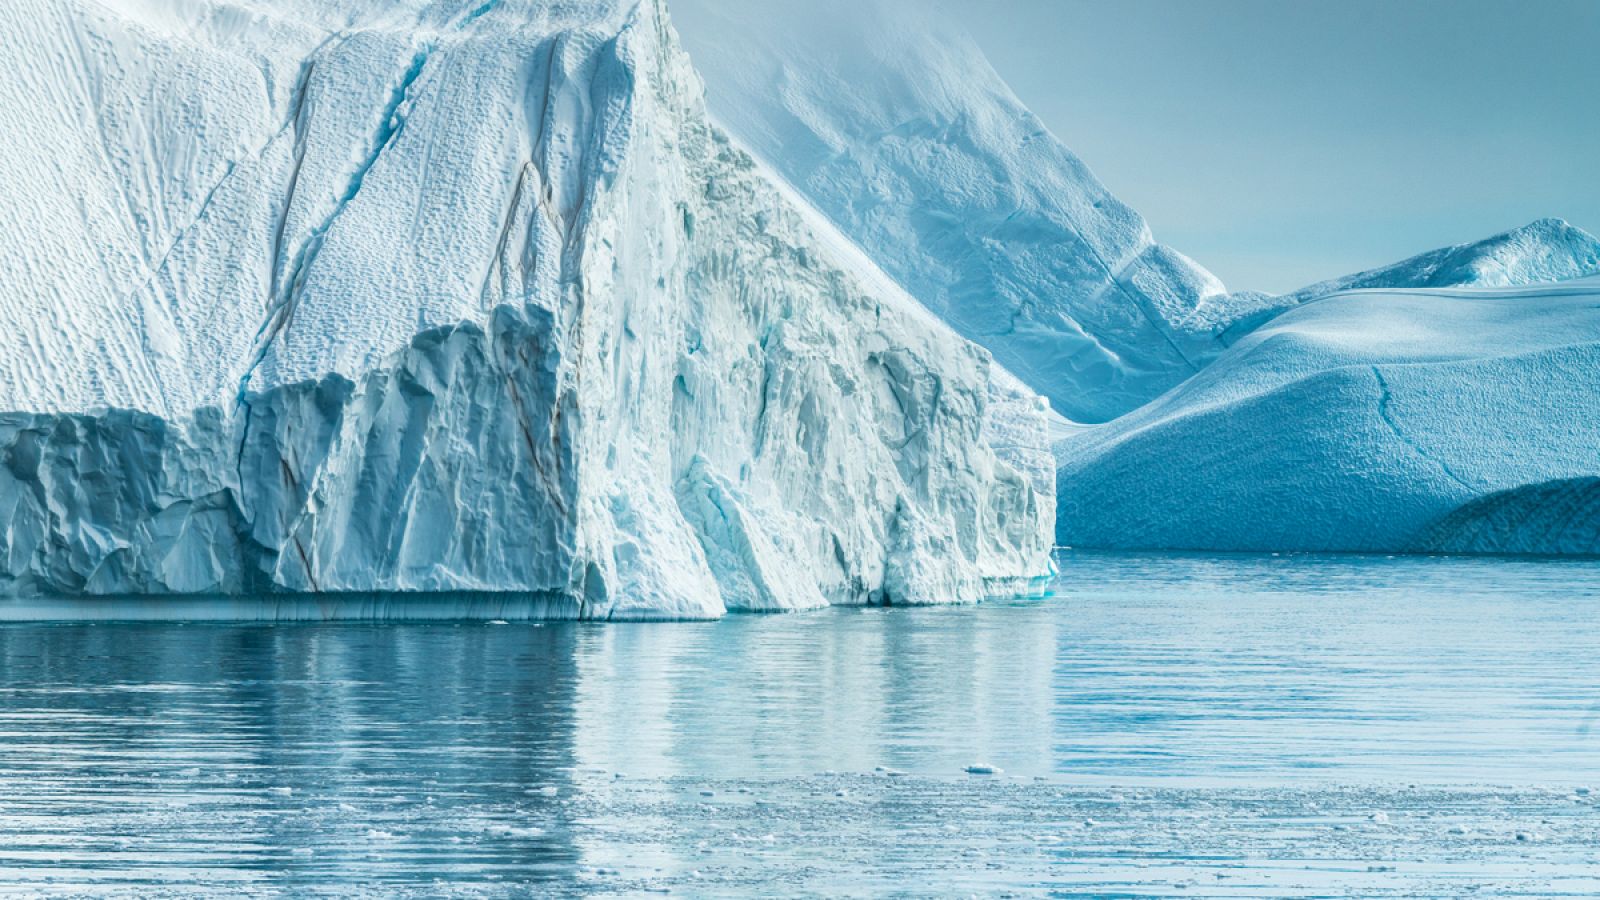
top-left (278, 458), bottom-right (322, 592)
top-left (91, 29), bottom-right (358, 349)
top-left (499, 352), bottom-right (570, 519)
top-left (1372, 366), bottom-right (1475, 491)
top-left (266, 58), bottom-right (319, 317)
top-left (238, 43), bottom-right (435, 402)
top-left (480, 163), bottom-right (532, 306)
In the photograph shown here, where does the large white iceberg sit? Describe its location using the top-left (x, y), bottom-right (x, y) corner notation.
top-left (1055, 278), bottom-right (1600, 554)
top-left (0, 0), bottom-right (1054, 615)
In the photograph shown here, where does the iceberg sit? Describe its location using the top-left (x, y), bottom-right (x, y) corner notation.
top-left (1055, 278), bottom-right (1600, 554)
top-left (0, 0), bottom-right (1054, 615)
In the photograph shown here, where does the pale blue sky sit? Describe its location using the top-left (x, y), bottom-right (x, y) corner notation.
top-left (937, 0), bottom-right (1600, 293)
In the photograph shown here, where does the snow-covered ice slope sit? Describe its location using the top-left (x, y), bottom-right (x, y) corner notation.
top-left (0, 0), bottom-right (1053, 614)
top-left (1289, 219), bottom-right (1600, 301)
top-left (1055, 279), bottom-right (1600, 554)
top-left (1200, 219), bottom-right (1600, 339)
top-left (671, 0), bottom-right (1230, 424)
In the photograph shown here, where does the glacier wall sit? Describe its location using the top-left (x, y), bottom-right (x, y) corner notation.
top-left (0, 0), bottom-right (1053, 616)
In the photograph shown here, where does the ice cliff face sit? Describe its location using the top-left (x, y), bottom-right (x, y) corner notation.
top-left (0, 0), bottom-right (1053, 614)
top-left (1055, 279), bottom-right (1600, 554)
top-left (671, 0), bottom-right (1229, 424)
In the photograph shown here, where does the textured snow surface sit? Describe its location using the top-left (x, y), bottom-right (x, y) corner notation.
top-left (0, 0), bottom-right (1053, 612)
top-left (1056, 280), bottom-right (1600, 554)
top-left (672, 0), bottom-right (1230, 424)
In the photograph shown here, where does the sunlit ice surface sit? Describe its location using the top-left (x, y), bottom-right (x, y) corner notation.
top-left (0, 552), bottom-right (1597, 896)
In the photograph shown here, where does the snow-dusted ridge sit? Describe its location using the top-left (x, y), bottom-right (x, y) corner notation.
top-left (671, 0), bottom-right (1230, 425)
top-left (1201, 218), bottom-right (1600, 341)
top-left (0, 0), bottom-right (1054, 615)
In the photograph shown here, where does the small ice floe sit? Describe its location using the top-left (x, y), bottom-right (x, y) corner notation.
top-left (291, 847), bottom-right (314, 856)
top-left (488, 824), bottom-right (546, 838)
top-left (177, 767), bottom-right (201, 778)
top-left (1082, 818), bottom-right (1098, 828)
top-left (964, 764), bottom-right (1001, 775)
top-left (366, 830), bottom-right (398, 840)
top-left (1368, 812), bottom-right (1389, 824)
top-left (267, 786), bottom-right (293, 797)
top-left (699, 790), bottom-right (715, 798)
top-left (1576, 787), bottom-right (1593, 796)
top-left (488, 620), bottom-right (509, 626)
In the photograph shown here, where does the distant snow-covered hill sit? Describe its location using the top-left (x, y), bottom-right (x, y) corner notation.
top-left (1202, 219), bottom-right (1600, 341)
top-left (1056, 278), bottom-right (1600, 554)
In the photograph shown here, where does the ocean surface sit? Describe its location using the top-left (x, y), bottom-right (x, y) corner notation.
top-left (2, 552), bottom-right (1598, 896)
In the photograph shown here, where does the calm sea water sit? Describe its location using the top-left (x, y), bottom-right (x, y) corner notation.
top-left (2, 553), bottom-right (1598, 896)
